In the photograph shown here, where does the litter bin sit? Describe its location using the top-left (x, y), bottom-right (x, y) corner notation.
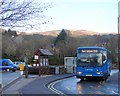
top-left (50, 67), bottom-right (55, 74)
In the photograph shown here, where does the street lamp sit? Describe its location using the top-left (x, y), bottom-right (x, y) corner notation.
top-left (118, 1), bottom-right (120, 72)
top-left (118, 16), bottom-right (120, 72)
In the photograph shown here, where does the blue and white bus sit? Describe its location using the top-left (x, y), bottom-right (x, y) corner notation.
top-left (76, 46), bottom-right (112, 81)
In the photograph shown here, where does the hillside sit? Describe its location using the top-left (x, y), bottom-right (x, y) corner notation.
top-left (2, 28), bottom-right (118, 67)
top-left (1, 28), bottom-right (117, 37)
top-left (17, 30), bottom-right (60, 37)
top-left (17, 29), bottom-right (100, 37)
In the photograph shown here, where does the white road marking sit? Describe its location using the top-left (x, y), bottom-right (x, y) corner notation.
top-left (66, 87), bottom-right (70, 90)
top-left (48, 79), bottom-right (67, 96)
top-left (112, 91), bottom-right (118, 94)
top-left (48, 71), bottom-right (119, 95)
top-left (110, 70), bottom-right (119, 75)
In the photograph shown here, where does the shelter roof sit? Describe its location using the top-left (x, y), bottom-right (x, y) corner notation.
top-left (35, 49), bottom-right (53, 56)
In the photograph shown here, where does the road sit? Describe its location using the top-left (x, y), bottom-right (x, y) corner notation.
top-left (50, 70), bottom-right (119, 95)
top-left (0, 69), bottom-right (119, 95)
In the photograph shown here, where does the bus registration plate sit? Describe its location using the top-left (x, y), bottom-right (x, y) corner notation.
top-left (86, 74), bottom-right (92, 76)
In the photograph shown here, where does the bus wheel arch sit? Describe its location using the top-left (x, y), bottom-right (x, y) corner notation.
top-left (101, 74), bottom-right (109, 81)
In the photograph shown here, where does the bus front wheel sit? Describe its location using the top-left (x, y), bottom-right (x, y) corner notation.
top-left (101, 75), bottom-right (108, 81)
top-left (80, 78), bottom-right (85, 81)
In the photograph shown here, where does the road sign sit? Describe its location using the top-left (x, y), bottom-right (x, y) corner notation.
top-left (34, 55), bottom-right (39, 59)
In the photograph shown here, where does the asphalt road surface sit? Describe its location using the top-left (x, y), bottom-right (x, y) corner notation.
top-left (52, 72), bottom-right (119, 95)
top-left (1, 69), bottom-right (119, 95)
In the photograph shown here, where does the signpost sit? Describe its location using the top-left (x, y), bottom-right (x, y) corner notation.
top-left (38, 55), bottom-right (40, 76)
top-left (24, 56), bottom-right (28, 78)
top-left (24, 49), bottom-right (29, 78)
top-left (34, 54), bottom-right (40, 76)
top-left (34, 55), bottom-right (39, 60)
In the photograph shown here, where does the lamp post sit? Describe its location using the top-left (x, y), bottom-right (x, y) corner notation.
top-left (118, 1), bottom-right (120, 72)
top-left (118, 16), bottom-right (120, 72)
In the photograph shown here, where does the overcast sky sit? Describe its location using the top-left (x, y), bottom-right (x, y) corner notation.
top-left (23, 0), bottom-right (120, 33)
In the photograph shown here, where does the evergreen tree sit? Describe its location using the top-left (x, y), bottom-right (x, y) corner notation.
top-left (54, 29), bottom-right (68, 45)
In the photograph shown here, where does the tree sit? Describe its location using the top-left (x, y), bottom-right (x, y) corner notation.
top-left (54, 29), bottom-right (68, 45)
top-left (0, 0), bottom-right (52, 30)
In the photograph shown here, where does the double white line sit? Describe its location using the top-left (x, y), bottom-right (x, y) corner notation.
top-left (48, 79), bottom-right (67, 96)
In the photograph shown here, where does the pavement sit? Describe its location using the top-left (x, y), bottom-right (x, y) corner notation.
top-left (2, 71), bottom-right (21, 88)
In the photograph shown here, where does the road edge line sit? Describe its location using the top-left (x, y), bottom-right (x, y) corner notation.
top-left (46, 74), bottom-right (76, 95)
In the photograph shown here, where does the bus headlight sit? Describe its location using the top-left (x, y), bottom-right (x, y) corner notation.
top-left (77, 72), bottom-right (82, 74)
top-left (97, 72), bottom-right (102, 74)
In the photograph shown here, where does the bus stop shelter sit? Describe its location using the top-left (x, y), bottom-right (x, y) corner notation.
top-left (29, 49), bottom-right (53, 75)
top-left (34, 49), bottom-right (53, 67)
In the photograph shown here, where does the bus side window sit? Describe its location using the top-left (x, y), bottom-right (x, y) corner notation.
top-left (102, 55), bottom-right (106, 61)
top-left (102, 51), bottom-right (107, 63)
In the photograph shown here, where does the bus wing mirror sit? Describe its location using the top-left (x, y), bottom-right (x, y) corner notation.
top-left (102, 55), bottom-right (106, 61)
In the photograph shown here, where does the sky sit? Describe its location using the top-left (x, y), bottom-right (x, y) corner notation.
top-left (19, 0), bottom-right (120, 33)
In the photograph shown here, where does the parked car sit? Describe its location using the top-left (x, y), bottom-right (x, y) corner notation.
top-left (13, 62), bottom-right (26, 70)
top-left (14, 62), bottom-right (32, 69)
top-left (0, 59), bottom-right (17, 72)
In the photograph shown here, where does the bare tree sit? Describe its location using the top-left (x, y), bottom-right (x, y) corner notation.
top-left (0, 0), bottom-right (52, 30)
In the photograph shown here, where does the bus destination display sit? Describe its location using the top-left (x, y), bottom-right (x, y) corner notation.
top-left (81, 50), bottom-right (98, 53)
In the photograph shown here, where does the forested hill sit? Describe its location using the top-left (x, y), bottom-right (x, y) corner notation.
top-left (1, 28), bottom-right (118, 68)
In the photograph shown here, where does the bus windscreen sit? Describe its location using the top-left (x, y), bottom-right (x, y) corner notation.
top-left (77, 52), bottom-right (102, 67)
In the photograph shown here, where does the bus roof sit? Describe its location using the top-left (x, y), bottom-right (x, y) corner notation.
top-left (77, 46), bottom-right (108, 51)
